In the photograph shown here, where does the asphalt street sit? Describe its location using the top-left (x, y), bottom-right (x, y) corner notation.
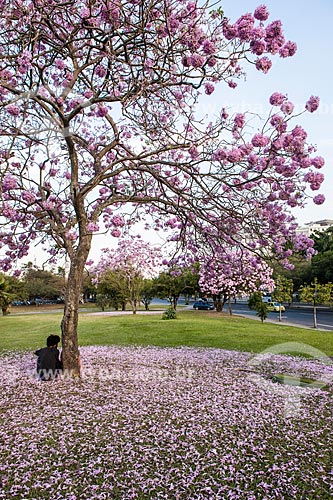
top-left (226, 302), bottom-right (333, 332)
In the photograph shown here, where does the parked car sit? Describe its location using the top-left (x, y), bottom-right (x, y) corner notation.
top-left (193, 300), bottom-right (215, 310)
top-left (267, 302), bottom-right (285, 312)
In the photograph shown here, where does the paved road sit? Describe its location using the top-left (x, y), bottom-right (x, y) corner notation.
top-left (227, 302), bottom-right (333, 332)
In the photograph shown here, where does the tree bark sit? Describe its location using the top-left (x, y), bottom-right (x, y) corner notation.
top-left (313, 303), bottom-right (317, 329)
top-left (2, 306), bottom-right (9, 316)
top-left (228, 298), bottom-right (233, 316)
top-left (61, 236), bottom-right (91, 377)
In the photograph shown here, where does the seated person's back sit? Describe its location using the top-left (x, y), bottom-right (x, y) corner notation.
top-left (35, 334), bottom-right (62, 380)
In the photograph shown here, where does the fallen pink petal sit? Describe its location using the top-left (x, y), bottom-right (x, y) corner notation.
top-left (0, 346), bottom-right (332, 499)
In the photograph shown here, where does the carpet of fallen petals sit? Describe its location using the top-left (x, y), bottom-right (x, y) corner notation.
top-left (0, 346), bottom-right (332, 499)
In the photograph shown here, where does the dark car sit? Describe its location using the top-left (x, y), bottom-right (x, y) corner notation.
top-left (193, 300), bottom-right (215, 310)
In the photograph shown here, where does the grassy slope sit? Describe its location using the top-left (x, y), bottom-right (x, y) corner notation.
top-left (1, 309), bottom-right (332, 356)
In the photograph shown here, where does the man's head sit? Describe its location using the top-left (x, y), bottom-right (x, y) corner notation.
top-left (46, 334), bottom-right (61, 347)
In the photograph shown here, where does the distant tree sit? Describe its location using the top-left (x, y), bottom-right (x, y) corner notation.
top-left (92, 239), bottom-right (161, 314)
top-left (303, 227), bottom-right (333, 284)
top-left (312, 227), bottom-right (333, 253)
top-left (96, 270), bottom-right (128, 311)
top-left (199, 247), bottom-right (274, 315)
top-left (22, 267), bottom-right (66, 302)
top-left (153, 266), bottom-right (198, 309)
top-left (140, 279), bottom-right (156, 311)
top-left (248, 292), bottom-right (268, 323)
top-left (299, 278), bottom-right (333, 328)
top-left (271, 254), bottom-right (312, 294)
top-left (95, 292), bottom-right (111, 312)
top-left (0, 274), bottom-right (14, 316)
top-left (311, 251), bottom-right (333, 284)
top-left (81, 270), bottom-right (97, 303)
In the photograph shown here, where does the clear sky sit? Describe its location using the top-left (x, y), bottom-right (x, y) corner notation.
top-left (218, 0), bottom-right (333, 225)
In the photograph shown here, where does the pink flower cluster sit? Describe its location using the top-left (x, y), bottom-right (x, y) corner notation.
top-left (199, 247), bottom-right (274, 298)
top-left (222, 7), bottom-right (297, 75)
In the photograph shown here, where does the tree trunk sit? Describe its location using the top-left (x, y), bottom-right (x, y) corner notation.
top-left (313, 303), bottom-right (317, 329)
top-left (61, 236), bottom-right (91, 377)
top-left (2, 306), bottom-right (9, 316)
top-left (228, 297), bottom-right (232, 316)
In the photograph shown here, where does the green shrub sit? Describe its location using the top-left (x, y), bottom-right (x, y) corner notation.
top-left (162, 307), bottom-right (177, 320)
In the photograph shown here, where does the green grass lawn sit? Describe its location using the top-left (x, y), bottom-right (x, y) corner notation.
top-left (1, 309), bottom-right (332, 357)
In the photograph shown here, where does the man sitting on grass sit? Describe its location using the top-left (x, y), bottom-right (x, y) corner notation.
top-left (35, 334), bottom-right (63, 381)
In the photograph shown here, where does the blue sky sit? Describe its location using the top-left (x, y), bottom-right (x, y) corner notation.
top-left (218, 0), bottom-right (333, 225)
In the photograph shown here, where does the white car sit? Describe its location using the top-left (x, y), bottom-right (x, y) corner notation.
top-left (267, 302), bottom-right (285, 312)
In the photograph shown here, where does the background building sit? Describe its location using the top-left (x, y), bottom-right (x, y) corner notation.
top-left (295, 219), bottom-right (333, 237)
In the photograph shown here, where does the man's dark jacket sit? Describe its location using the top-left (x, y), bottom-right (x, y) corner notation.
top-left (35, 347), bottom-right (62, 380)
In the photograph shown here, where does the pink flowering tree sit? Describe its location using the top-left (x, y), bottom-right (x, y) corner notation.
top-left (0, 1), bottom-right (325, 374)
top-left (91, 239), bottom-right (161, 314)
top-left (198, 247), bottom-right (275, 314)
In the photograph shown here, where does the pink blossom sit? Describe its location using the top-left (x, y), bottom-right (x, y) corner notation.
top-left (202, 39), bottom-right (216, 55)
top-left (251, 133), bottom-right (270, 147)
top-left (206, 56), bottom-right (217, 67)
top-left (21, 190), bottom-right (36, 203)
top-left (212, 148), bottom-right (227, 161)
top-left (269, 92), bottom-right (285, 106)
top-left (86, 222), bottom-right (100, 232)
top-left (250, 40), bottom-right (266, 55)
top-left (226, 148), bottom-right (243, 163)
top-left (234, 113), bottom-right (245, 128)
top-left (255, 57), bottom-right (272, 73)
top-left (279, 41), bottom-right (297, 58)
top-left (228, 80), bottom-right (237, 88)
top-left (265, 20), bottom-right (285, 52)
top-left (305, 95), bottom-right (320, 113)
top-left (222, 23), bottom-right (238, 40)
top-left (55, 58), bottom-right (66, 70)
top-left (2, 174), bottom-right (19, 191)
top-left (6, 104), bottom-right (20, 116)
top-left (186, 1), bottom-right (197, 12)
top-left (188, 145), bottom-right (199, 159)
top-left (221, 108), bottom-right (229, 120)
top-left (204, 83), bottom-right (215, 95)
top-left (240, 143), bottom-right (253, 155)
top-left (304, 171), bottom-right (324, 190)
top-left (17, 50), bottom-right (32, 73)
top-left (96, 105), bottom-right (108, 117)
top-left (311, 156), bottom-right (325, 169)
top-left (313, 194), bottom-right (325, 205)
top-left (181, 55), bottom-right (190, 67)
top-left (280, 100), bottom-right (294, 115)
top-left (270, 114), bottom-right (287, 132)
top-left (95, 65), bottom-right (106, 77)
top-left (42, 200), bottom-right (55, 210)
top-left (111, 215), bottom-right (125, 227)
top-left (189, 53), bottom-right (205, 68)
top-left (84, 89), bottom-right (94, 98)
top-left (236, 13), bottom-right (255, 41)
top-left (80, 7), bottom-right (90, 18)
top-left (111, 228), bottom-right (121, 237)
top-left (253, 5), bottom-right (269, 21)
